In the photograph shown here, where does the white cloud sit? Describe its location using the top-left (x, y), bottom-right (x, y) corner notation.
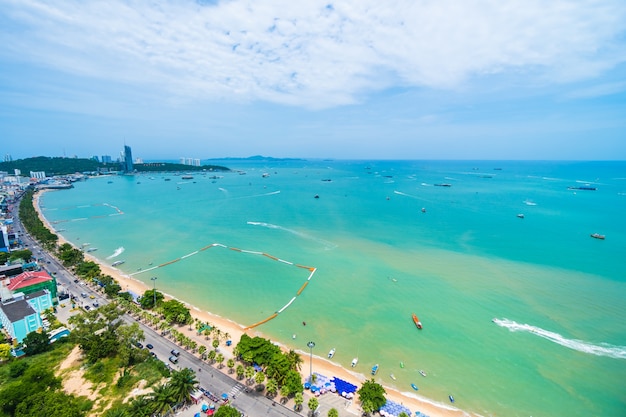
top-left (2, 0), bottom-right (626, 108)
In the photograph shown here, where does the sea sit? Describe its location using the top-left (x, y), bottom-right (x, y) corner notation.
top-left (39, 160), bottom-right (626, 417)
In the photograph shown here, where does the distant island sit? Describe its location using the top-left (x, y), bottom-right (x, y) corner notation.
top-left (206, 155), bottom-right (305, 161)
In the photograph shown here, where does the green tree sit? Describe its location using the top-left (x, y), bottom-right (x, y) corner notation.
top-left (159, 299), bottom-right (191, 324)
top-left (214, 405), bottom-right (241, 417)
top-left (254, 370), bottom-right (266, 389)
top-left (398, 412), bottom-right (410, 417)
top-left (244, 366), bottom-right (255, 384)
top-left (207, 349), bottom-right (216, 364)
top-left (216, 353), bottom-right (225, 369)
top-left (8, 361), bottom-right (30, 378)
top-left (14, 390), bottom-right (87, 417)
top-left (265, 378), bottom-right (278, 398)
top-left (22, 330), bottom-right (52, 356)
top-left (357, 379), bottom-right (386, 414)
top-left (102, 407), bottom-right (129, 417)
top-left (199, 345), bottom-right (207, 359)
top-left (139, 289), bottom-right (164, 309)
top-left (148, 383), bottom-right (174, 416)
top-left (128, 396), bottom-right (152, 417)
top-left (293, 392), bottom-right (304, 412)
top-left (236, 364), bottom-right (245, 380)
top-left (328, 408), bottom-right (339, 417)
top-left (169, 368), bottom-right (198, 405)
top-left (283, 369), bottom-right (303, 396)
top-left (75, 261), bottom-right (101, 279)
top-left (308, 397), bottom-right (319, 417)
top-left (227, 358), bottom-right (235, 374)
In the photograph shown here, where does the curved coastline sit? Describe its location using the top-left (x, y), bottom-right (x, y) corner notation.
top-left (34, 189), bottom-right (472, 417)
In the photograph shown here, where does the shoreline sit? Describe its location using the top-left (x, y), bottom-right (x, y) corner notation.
top-left (35, 189), bottom-right (471, 417)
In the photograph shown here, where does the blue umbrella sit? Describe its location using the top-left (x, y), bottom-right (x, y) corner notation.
top-left (222, 393), bottom-right (228, 400)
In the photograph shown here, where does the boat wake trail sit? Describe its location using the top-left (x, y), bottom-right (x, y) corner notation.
top-left (493, 318), bottom-right (626, 359)
top-left (247, 221), bottom-right (337, 250)
top-left (106, 246), bottom-right (125, 260)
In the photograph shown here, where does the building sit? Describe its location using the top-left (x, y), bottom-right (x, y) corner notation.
top-left (7, 270), bottom-right (58, 303)
top-left (123, 145), bottom-right (133, 173)
top-left (101, 155), bottom-right (112, 163)
top-left (29, 171), bottom-right (46, 179)
top-left (0, 291), bottom-right (50, 344)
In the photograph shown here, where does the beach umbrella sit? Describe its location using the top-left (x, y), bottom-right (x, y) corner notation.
top-left (202, 404), bottom-right (208, 411)
top-left (221, 393), bottom-right (228, 400)
top-left (194, 413), bottom-right (201, 417)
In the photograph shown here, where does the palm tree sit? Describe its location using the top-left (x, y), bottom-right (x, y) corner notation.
top-left (103, 407), bottom-right (129, 417)
top-left (199, 345), bottom-right (207, 359)
top-left (203, 328), bottom-right (211, 340)
top-left (265, 378), bottom-right (278, 398)
top-left (207, 350), bottom-right (216, 364)
top-left (286, 349), bottom-right (303, 371)
top-left (216, 353), bottom-right (225, 369)
top-left (148, 383), bottom-right (174, 417)
top-left (308, 397), bottom-right (319, 417)
top-left (244, 366), bottom-right (255, 385)
top-left (236, 364), bottom-right (245, 380)
top-left (169, 368), bottom-right (198, 405)
top-left (254, 371), bottom-right (266, 390)
top-left (212, 339), bottom-right (219, 350)
top-left (294, 392), bottom-right (304, 412)
top-left (279, 385), bottom-right (290, 404)
top-left (128, 395), bottom-right (152, 417)
top-left (227, 358), bottom-right (235, 374)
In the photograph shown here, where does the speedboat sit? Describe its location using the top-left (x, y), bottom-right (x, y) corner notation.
top-left (419, 370), bottom-right (427, 377)
top-left (390, 374), bottom-right (396, 380)
top-left (516, 213), bottom-right (524, 219)
top-left (590, 233), bottom-right (605, 240)
top-left (351, 358), bottom-right (358, 367)
top-left (371, 364), bottom-right (379, 375)
top-left (412, 313), bottom-right (423, 329)
top-left (111, 260), bottom-right (125, 267)
top-left (328, 348), bottom-right (335, 358)
top-left (411, 383), bottom-right (419, 391)
top-left (449, 395), bottom-right (455, 403)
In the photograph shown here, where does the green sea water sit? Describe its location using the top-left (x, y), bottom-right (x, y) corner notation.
top-left (40, 160), bottom-right (626, 417)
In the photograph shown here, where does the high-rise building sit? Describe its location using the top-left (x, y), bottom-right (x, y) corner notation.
top-left (123, 146), bottom-right (133, 173)
top-left (101, 155), bottom-right (112, 163)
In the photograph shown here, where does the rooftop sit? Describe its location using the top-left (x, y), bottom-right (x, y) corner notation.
top-left (8, 270), bottom-right (52, 291)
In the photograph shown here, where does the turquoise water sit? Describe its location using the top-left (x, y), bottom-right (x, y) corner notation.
top-left (40, 160), bottom-right (626, 417)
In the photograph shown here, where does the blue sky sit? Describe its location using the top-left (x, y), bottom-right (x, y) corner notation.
top-left (1, 0), bottom-right (626, 161)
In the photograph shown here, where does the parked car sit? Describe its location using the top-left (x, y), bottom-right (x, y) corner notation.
top-left (146, 343), bottom-right (154, 349)
top-left (168, 356), bottom-right (178, 364)
top-left (170, 349), bottom-right (180, 357)
top-left (136, 342), bottom-right (143, 349)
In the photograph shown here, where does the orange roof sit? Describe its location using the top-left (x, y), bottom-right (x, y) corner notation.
top-left (8, 270), bottom-right (53, 291)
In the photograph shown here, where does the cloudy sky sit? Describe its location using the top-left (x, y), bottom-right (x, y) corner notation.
top-left (1, 0), bottom-right (626, 161)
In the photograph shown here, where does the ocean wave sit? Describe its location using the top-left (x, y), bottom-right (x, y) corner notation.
top-left (106, 246), bottom-right (125, 259)
top-left (493, 318), bottom-right (626, 359)
top-left (247, 221), bottom-right (337, 250)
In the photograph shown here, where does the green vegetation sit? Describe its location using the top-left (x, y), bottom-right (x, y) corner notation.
top-left (357, 378), bottom-right (387, 415)
top-left (139, 289), bottom-right (164, 309)
top-left (0, 156), bottom-right (230, 176)
top-left (18, 189), bottom-right (58, 250)
top-left (0, 156), bottom-right (103, 176)
top-left (22, 330), bottom-right (52, 356)
top-left (0, 341), bottom-right (92, 417)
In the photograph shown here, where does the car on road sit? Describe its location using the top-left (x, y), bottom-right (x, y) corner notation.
top-left (168, 356), bottom-right (178, 364)
top-left (135, 342), bottom-right (143, 349)
top-left (146, 343), bottom-right (154, 349)
top-left (81, 292), bottom-right (87, 298)
top-left (170, 349), bottom-right (180, 357)
top-left (74, 279), bottom-right (79, 283)
top-left (84, 306), bottom-right (91, 311)
top-left (93, 301), bottom-right (99, 308)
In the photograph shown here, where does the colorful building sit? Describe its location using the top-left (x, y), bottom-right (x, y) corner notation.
top-left (8, 270), bottom-right (58, 303)
top-left (0, 290), bottom-right (51, 344)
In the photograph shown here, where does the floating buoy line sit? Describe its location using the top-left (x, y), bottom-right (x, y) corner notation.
top-left (130, 243), bottom-right (317, 330)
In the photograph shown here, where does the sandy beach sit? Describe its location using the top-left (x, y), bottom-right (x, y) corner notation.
top-left (34, 190), bottom-right (469, 417)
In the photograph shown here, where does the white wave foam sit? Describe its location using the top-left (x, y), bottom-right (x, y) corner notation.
top-left (247, 221), bottom-right (337, 250)
top-left (493, 318), bottom-right (626, 359)
top-left (106, 246), bottom-right (125, 259)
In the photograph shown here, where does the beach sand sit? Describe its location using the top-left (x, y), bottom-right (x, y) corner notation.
top-left (35, 190), bottom-right (469, 417)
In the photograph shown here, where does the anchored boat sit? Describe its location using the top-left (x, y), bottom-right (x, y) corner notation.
top-left (328, 348), bottom-right (335, 358)
top-left (351, 358), bottom-right (358, 367)
top-left (371, 364), bottom-right (379, 375)
top-left (412, 313), bottom-right (423, 329)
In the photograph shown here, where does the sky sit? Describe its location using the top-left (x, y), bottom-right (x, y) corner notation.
top-left (1, 0), bottom-right (626, 161)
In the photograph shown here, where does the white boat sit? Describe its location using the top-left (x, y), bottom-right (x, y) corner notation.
top-left (351, 357), bottom-right (358, 367)
top-left (419, 370), bottom-right (427, 377)
top-left (86, 248), bottom-right (98, 252)
top-left (111, 260), bottom-right (125, 267)
top-left (390, 374), bottom-right (396, 380)
top-left (516, 213), bottom-right (524, 219)
top-left (328, 348), bottom-right (336, 358)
